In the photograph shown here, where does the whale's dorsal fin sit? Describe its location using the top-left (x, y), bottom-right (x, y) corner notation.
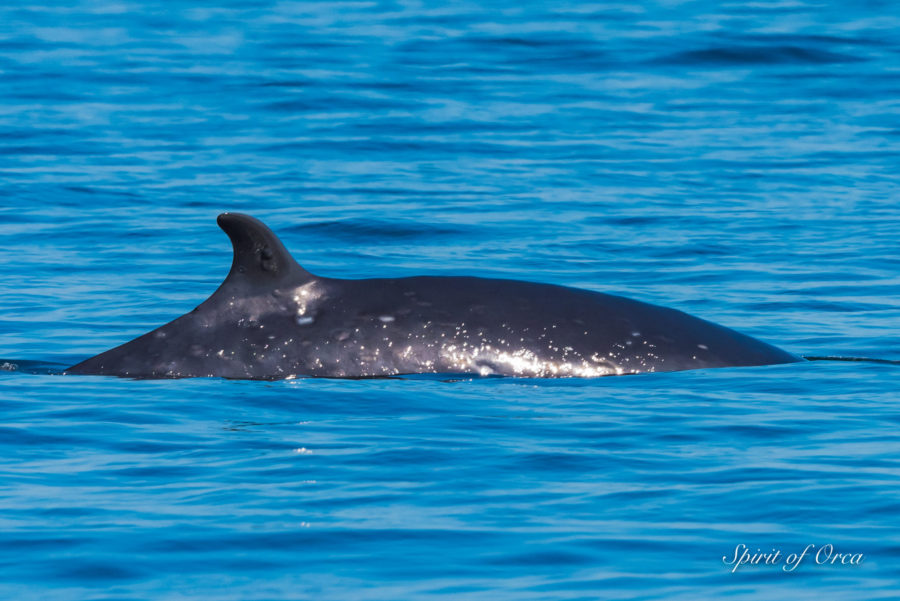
top-left (216, 213), bottom-right (313, 289)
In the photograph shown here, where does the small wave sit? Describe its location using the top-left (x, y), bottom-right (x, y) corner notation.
top-left (803, 355), bottom-right (900, 366)
top-left (652, 45), bottom-right (864, 66)
top-left (0, 359), bottom-right (67, 375)
top-left (285, 219), bottom-right (465, 243)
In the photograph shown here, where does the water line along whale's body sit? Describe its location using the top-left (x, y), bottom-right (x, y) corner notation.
top-left (67, 213), bottom-right (800, 379)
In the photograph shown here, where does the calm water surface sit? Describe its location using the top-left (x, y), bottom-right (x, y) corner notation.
top-left (1, 1), bottom-right (899, 599)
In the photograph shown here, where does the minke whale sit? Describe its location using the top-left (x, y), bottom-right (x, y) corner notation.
top-left (67, 213), bottom-right (800, 379)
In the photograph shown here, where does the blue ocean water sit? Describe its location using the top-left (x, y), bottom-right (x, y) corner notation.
top-left (1, 1), bottom-right (899, 599)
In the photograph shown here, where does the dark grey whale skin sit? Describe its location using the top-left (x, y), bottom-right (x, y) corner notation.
top-left (66, 213), bottom-right (801, 379)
